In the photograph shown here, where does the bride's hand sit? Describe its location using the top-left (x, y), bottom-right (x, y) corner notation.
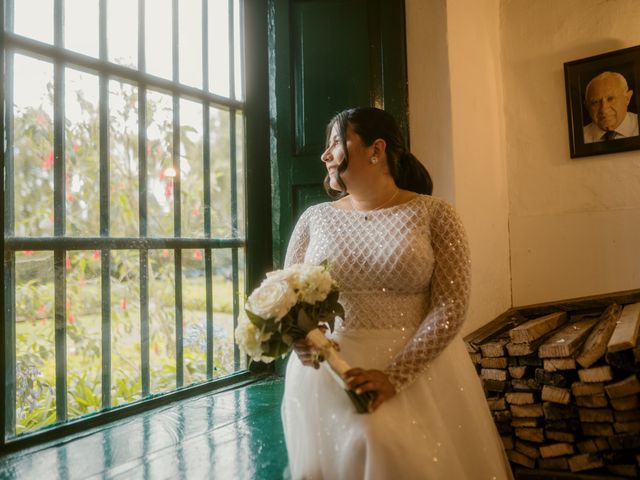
top-left (293, 325), bottom-right (332, 369)
top-left (293, 338), bottom-right (323, 369)
top-left (344, 368), bottom-right (396, 412)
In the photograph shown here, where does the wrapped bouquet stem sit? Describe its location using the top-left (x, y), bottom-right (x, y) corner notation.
top-left (235, 261), bottom-right (374, 413)
top-left (306, 328), bottom-right (350, 376)
top-left (305, 328), bottom-right (373, 413)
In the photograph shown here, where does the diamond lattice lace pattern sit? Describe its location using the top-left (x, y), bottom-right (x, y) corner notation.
top-left (284, 195), bottom-right (471, 392)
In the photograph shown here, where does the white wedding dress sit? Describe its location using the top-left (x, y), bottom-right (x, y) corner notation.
top-left (281, 195), bottom-right (513, 480)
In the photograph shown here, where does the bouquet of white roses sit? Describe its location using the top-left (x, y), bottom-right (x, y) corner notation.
top-left (235, 261), bottom-right (373, 413)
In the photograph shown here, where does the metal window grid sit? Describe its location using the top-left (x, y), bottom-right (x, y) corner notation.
top-left (1, 0), bottom-right (256, 447)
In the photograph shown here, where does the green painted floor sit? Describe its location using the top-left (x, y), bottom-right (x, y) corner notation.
top-left (0, 377), bottom-right (289, 480)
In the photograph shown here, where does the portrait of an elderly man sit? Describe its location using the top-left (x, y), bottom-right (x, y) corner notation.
top-left (583, 71), bottom-right (639, 143)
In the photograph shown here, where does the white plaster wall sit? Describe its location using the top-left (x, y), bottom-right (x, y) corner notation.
top-left (405, 0), bottom-right (455, 203)
top-left (406, 0), bottom-right (512, 333)
top-left (501, 0), bottom-right (640, 306)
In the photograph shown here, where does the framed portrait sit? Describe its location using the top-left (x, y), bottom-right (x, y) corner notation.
top-left (564, 45), bottom-right (640, 158)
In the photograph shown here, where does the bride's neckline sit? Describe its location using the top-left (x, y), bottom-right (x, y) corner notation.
top-left (328, 193), bottom-right (422, 214)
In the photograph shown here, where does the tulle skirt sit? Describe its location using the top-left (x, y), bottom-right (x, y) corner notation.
top-left (281, 328), bottom-right (513, 480)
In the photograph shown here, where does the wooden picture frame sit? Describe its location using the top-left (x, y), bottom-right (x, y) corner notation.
top-left (564, 45), bottom-right (640, 158)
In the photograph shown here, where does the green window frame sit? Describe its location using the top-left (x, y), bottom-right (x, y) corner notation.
top-left (1, 0), bottom-right (271, 451)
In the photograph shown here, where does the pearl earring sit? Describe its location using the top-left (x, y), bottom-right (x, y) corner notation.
top-left (369, 156), bottom-right (378, 165)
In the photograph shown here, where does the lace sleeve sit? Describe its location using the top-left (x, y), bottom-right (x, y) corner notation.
top-left (384, 199), bottom-right (471, 392)
top-left (284, 208), bottom-right (312, 268)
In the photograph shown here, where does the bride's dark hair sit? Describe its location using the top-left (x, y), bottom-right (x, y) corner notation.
top-left (323, 107), bottom-right (433, 199)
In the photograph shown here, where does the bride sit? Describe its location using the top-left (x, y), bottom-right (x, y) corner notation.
top-left (281, 107), bottom-right (512, 479)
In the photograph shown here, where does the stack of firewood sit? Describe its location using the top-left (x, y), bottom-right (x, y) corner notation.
top-left (465, 296), bottom-right (640, 478)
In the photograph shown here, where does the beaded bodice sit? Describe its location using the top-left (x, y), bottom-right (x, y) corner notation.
top-left (284, 195), bottom-right (471, 391)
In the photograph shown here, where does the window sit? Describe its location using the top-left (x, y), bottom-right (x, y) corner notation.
top-left (2, 0), bottom-right (264, 445)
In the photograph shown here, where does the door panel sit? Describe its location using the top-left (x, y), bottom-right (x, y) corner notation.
top-left (269, 0), bottom-right (408, 265)
top-left (292, 0), bottom-right (371, 156)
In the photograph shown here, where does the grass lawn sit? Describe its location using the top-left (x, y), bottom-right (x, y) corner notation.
top-left (14, 276), bottom-right (244, 434)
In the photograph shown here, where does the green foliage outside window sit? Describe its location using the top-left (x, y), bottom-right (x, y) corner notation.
top-left (11, 75), bottom-right (244, 434)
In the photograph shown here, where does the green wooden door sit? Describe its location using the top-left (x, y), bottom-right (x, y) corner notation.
top-left (269, 0), bottom-right (408, 265)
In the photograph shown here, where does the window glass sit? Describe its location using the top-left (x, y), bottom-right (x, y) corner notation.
top-left (15, 251), bottom-right (55, 434)
top-left (208, 0), bottom-right (230, 97)
top-left (108, 0), bottom-right (138, 67)
top-left (182, 249), bottom-right (207, 385)
top-left (14, 0), bottom-right (54, 44)
top-left (235, 110), bottom-right (246, 237)
top-left (12, 55), bottom-right (54, 238)
top-left (109, 80), bottom-right (140, 237)
top-left (110, 250), bottom-right (142, 406)
top-left (233, 0), bottom-right (244, 100)
top-left (179, 0), bottom-right (202, 88)
top-left (210, 108), bottom-right (232, 238)
top-left (66, 250), bottom-right (102, 419)
top-left (212, 248), bottom-right (242, 374)
top-left (66, 69), bottom-right (100, 237)
top-left (5, 0), bottom-right (250, 439)
top-left (149, 249), bottom-right (176, 394)
top-left (180, 99), bottom-right (205, 238)
top-left (145, 0), bottom-right (172, 79)
top-left (146, 90), bottom-right (174, 237)
top-left (65, 0), bottom-right (99, 57)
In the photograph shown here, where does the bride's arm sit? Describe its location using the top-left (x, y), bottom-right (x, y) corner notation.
top-left (283, 208), bottom-right (320, 367)
top-left (283, 208), bottom-right (312, 268)
top-left (383, 199), bottom-right (472, 392)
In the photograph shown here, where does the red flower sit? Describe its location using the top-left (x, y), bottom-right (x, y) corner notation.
top-left (68, 312), bottom-right (75, 324)
top-left (42, 151), bottom-right (54, 170)
top-left (36, 111), bottom-right (48, 126)
top-left (191, 207), bottom-right (200, 217)
top-left (193, 250), bottom-right (203, 261)
top-left (65, 174), bottom-right (73, 203)
top-left (66, 256), bottom-right (71, 270)
top-left (24, 250), bottom-right (34, 256)
top-left (92, 250), bottom-right (101, 260)
top-left (73, 144), bottom-right (80, 153)
top-left (162, 249), bottom-right (170, 258)
top-left (120, 297), bottom-right (128, 311)
top-left (164, 181), bottom-right (173, 199)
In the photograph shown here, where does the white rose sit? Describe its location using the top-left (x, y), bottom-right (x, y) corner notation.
top-left (246, 279), bottom-right (297, 321)
top-left (266, 264), bottom-right (305, 293)
top-left (264, 268), bottom-right (297, 285)
top-left (235, 311), bottom-right (274, 363)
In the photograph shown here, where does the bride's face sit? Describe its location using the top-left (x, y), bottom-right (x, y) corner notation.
top-left (321, 122), bottom-right (372, 192)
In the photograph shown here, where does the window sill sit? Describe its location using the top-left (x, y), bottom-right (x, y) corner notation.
top-left (0, 376), bottom-right (287, 479)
